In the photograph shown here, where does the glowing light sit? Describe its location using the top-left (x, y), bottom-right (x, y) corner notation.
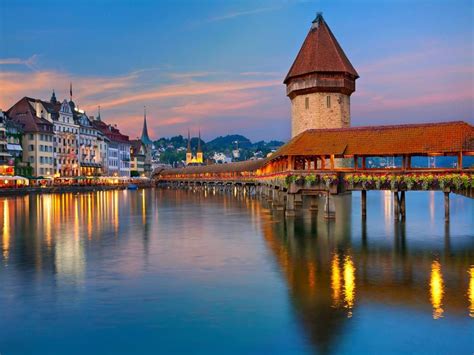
top-left (468, 266), bottom-right (474, 318)
top-left (430, 260), bottom-right (445, 319)
top-left (2, 199), bottom-right (10, 261)
top-left (343, 254), bottom-right (356, 318)
top-left (331, 253), bottom-right (342, 308)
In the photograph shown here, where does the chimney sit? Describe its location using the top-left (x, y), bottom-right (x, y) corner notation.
top-left (35, 100), bottom-right (41, 118)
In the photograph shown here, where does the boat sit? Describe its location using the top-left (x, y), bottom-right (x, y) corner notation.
top-left (127, 184), bottom-right (138, 190)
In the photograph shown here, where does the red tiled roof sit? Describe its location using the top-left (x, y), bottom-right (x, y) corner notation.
top-left (6, 97), bottom-right (54, 133)
top-left (160, 159), bottom-right (267, 176)
top-left (92, 119), bottom-right (130, 144)
top-left (271, 121), bottom-right (474, 158)
top-left (284, 14), bottom-right (358, 84)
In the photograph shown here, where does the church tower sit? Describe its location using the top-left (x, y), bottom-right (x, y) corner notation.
top-left (285, 13), bottom-right (359, 137)
top-left (186, 129), bottom-right (192, 165)
top-left (196, 129), bottom-right (203, 163)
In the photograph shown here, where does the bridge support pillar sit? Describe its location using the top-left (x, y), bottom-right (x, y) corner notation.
top-left (400, 191), bottom-right (406, 221)
top-left (393, 191), bottom-right (400, 221)
top-left (294, 193), bottom-right (303, 209)
top-left (361, 190), bottom-right (367, 219)
top-left (324, 193), bottom-right (336, 219)
top-left (286, 193), bottom-right (296, 217)
top-left (308, 195), bottom-right (318, 213)
top-left (444, 192), bottom-right (450, 222)
top-left (273, 190), bottom-right (285, 211)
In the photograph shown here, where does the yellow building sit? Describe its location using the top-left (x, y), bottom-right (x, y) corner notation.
top-left (185, 130), bottom-right (203, 165)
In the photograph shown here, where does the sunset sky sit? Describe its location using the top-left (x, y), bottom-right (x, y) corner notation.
top-left (1, 0), bottom-right (473, 141)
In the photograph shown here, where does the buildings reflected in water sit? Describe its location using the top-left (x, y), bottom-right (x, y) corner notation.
top-left (0, 189), bottom-right (472, 353)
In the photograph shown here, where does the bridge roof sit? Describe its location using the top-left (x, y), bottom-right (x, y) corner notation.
top-left (160, 159), bottom-right (267, 176)
top-left (271, 121), bottom-right (474, 158)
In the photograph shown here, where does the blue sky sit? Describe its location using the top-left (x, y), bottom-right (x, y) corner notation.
top-left (0, 0), bottom-right (472, 141)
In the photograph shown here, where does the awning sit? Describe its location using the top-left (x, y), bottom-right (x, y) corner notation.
top-left (80, 162), bottom-right (102, 168)
top-left (7, 144), bottom-right (22, 152)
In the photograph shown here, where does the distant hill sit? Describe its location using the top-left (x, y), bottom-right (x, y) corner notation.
top-left (206, 135), bottom-right (252, 151)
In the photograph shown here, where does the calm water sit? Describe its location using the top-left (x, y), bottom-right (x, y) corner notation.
top-left (0, 188), bottom-right (473, 354)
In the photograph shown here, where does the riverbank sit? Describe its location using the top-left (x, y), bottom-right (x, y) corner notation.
top-left (0, 182), bottom-right (156, 196)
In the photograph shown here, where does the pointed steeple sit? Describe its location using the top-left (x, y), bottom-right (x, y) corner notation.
top-left (284, 12), bottom-right (358, 84)
top-left (97, 105), bottom-right (101, 121)
top-left (187, 129), bottom-right (191, 153)
top-left (140, 106), bottom-right (153, 145)
top-left (197, 129), bottom-right (202, 153)
top-left (50, 89), bottom-right (57, 104)
top-left (69, 82), bottom-right (76, 109)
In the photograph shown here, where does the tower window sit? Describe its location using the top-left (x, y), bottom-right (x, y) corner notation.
top-left (326, 96), bottom-right (331, 108)
top-left (305, 97), bottom-right (309, 109)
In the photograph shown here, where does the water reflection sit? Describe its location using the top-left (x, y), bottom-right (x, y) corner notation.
top-left (0, 189), bottom-right (472, 354)
top-left (343, 254), bottom-right (355, 317)
top-left (430, 260), bottom-right (444, 319)
top-left (469, 266), bottom-right (474, 318)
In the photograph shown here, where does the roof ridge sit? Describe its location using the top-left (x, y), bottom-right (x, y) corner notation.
top-left (304, 121), bottom-right (471, 133)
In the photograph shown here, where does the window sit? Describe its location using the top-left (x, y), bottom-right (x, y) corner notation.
top-left (29, 134), bottom-right (34, 140)
top-left (305, 97), bottom-right (309, 110)
top-left (29, 145), bottom-right (34, 151)
top-left (326, 96), bottom-right (331, 108)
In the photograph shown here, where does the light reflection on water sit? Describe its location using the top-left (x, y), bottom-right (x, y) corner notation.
top-left (0, 188), bottom-right (472, 354)
top-left (430, 260), bottom-right (445, 319)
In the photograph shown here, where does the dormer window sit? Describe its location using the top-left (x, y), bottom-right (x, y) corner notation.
top-left (305, 97), bottom-right (309, 110)
top-left (326, 96), bottom-right (331, 108)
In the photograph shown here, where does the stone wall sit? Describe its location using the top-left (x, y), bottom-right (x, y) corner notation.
top-left (291, 92), bottom-right (350, 137)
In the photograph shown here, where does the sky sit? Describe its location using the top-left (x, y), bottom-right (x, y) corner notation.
top-left (0, 0), bottom-right (473, 141)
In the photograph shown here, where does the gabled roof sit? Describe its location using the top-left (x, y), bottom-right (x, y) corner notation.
top-left (284, 13), bottom-right (358, 84)
top-left (92, 119), bottom-right (130, 144)
top-left (6, 97), bottom-right (54, 133)
top-left (270, 121), bottom-right (474, 158)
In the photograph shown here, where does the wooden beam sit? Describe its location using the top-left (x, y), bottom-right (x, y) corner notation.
top-left (330, 155), bottom-right (335, 170)
top-left (354, 155), bottom-right (358, 170)
top-left (458, 152), bottom-right (463, 169)
top-left (362, 156), bottom-right (366, 170)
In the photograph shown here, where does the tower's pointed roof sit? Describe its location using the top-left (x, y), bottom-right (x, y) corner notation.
top-left (187, 129), bottom-right (191, 153)
top-left (141, 106), bottom-right (153, 145)
top-left (284, 13), bottom-right (358, 84)
top-left (197, 129), bottom-right (202, 153)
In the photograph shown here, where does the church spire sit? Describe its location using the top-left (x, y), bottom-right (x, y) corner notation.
top-left (140, 106), bottom-right (153, 145)
top-left (97, 105), bottom-right (101, 121)
top-left (187, 129), bottom-right (191, 153)
top-left (197, 129), bottom-right (202, 153)
top-left (50, 89), bottom-right (57, 104)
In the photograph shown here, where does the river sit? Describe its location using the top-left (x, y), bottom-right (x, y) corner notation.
top-left (0, 189), bottom-right (473, 354)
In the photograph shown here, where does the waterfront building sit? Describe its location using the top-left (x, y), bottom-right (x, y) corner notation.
top-left (130, 139), bottom-right (145, 176)
top-left (285, 13), bottom-right (359, 138)
top-left (54, 96), bottom-right (80, 177)
top-left (77, 111), bottom-right (102, 176)
top-left (0, 111), bottom-right (13, 176)
top-left (93, 119), bottom-right (131, 177)
top-left (140, 107), bottom-right (153, 175)
top-left (185, 130), bottom-right (204, 165)
top-left (4, 114), bottom-right (31, 176)
top-left (7, 97), bottom-right (55, 177)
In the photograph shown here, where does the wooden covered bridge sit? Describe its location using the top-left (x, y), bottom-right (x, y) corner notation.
top-left (154, 121), bottom-right (474, 220)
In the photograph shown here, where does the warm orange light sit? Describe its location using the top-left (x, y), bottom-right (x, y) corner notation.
top-left (331, 253), bottom-right (341, 308)
top-left (468, 266), bottom-right (474, 318)
top-left (3, 199), bottom-right (10, 261)
top-left (343, 254), bottom-right (356, 318)
top-left (430, 260), bottom-right (445, 319)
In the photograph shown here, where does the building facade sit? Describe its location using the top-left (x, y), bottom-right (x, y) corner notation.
top-left (284, 13), bottom-right (359, 137)
top-left (0, 111), bottom-right (13, 176)
top-left (185, 130), bottom-right (204, 165)
top-left (7, 97), bottom-right (55, 177)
